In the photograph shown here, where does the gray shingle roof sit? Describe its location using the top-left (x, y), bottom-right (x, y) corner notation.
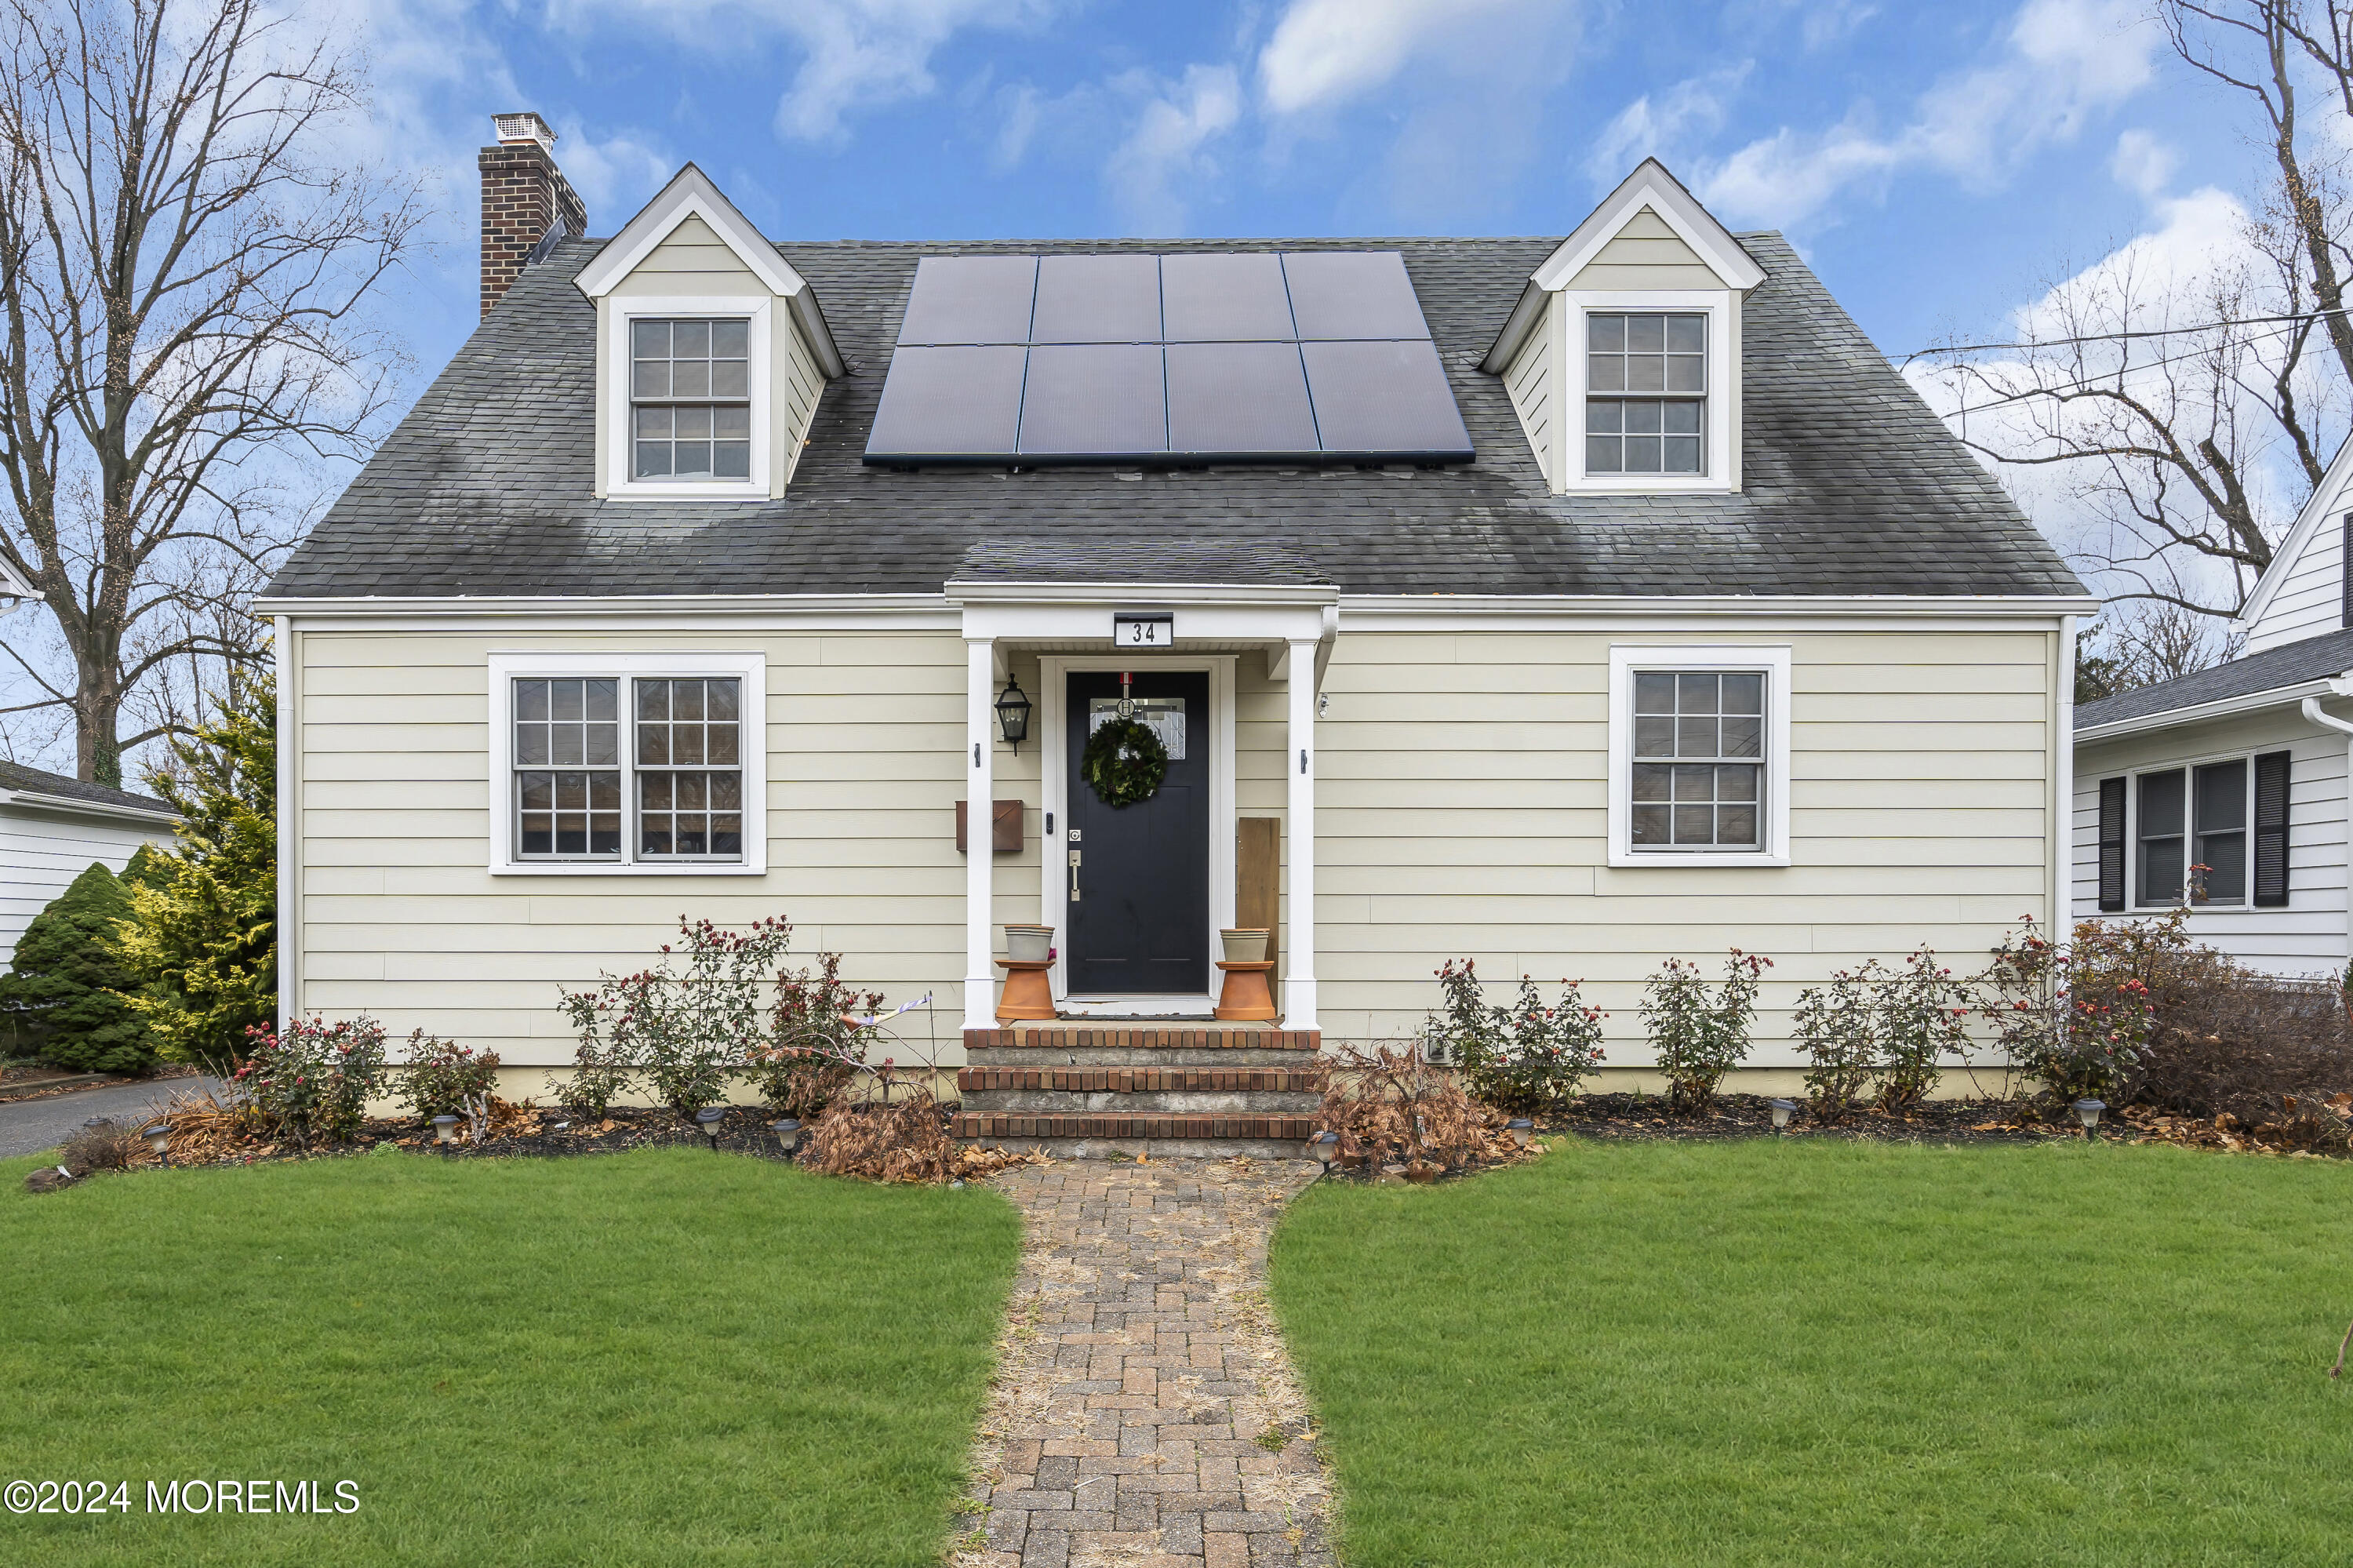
top-left (2076, 628), bottom-right (2353, 729)
top-left (0, 759), bottom-right (175, 817)
top-left (265, 231), bottom-right (2083, 602)
top-left (953, 538), bottom-right (1332, 585)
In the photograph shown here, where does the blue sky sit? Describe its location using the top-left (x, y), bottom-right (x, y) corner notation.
top-left (347, 0), bottom-right (2247, 387)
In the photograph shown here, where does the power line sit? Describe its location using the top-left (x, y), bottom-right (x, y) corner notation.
top-left (1897, 307), bottom-right (2343, 366)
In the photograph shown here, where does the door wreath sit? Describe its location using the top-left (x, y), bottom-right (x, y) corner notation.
top-left (1081, 716), bottom-right (1168, 808)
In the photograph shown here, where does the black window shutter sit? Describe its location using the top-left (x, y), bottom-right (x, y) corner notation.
top-left (2097, 776), bottom-right (2127, 912)
top-left (2254, 751), bottom-right (2291, 907)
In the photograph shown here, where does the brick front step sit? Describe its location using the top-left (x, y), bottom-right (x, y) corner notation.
top-left (955, 1112), bottom-right (1318, 1142)
top-left (957, 1066), bottom-right (1322, 1094)
top-left (962, 1026), bottom-right (1320, 1053)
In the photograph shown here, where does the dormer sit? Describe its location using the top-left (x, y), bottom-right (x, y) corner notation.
top-left (574, 166), bottom-right (845, 502)
top-left (1481, 159), bottom-right (1765, 496)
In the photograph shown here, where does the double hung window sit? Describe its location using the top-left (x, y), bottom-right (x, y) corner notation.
top-left (1609, 646), bottom-right (1788, 866)
top-left (1586, 313), bottom-right (1706, 475)
top-left (2121, 754), bottom-right (2289, 908)
top-left (631, 318), bottom-right (751, 480)
top-left (496, 657), bottom-right (762, 872)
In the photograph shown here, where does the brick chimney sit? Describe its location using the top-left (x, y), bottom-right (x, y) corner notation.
top-left (478, 112), bottom-right (587, 317)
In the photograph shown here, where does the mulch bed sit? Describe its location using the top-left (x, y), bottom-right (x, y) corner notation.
top-left (1542, 1092), bottom-right (2063, 1146)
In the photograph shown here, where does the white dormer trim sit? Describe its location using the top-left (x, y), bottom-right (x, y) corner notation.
top-left (1482, 159), bottom-right (1762, 376)
top-left (1532, 158), bottom-right (1765, 297)
top-left (575, 164), bottom-right (844, 378)
top-left (2235, 432), bottom-right (2353, 635)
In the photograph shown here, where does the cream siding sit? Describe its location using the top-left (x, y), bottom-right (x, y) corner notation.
top-left (287, 617), bottom-right (2060, 1071)
top-left (596, 214), bottom-right (830, 498)
top-left (1564, 207), bottom-right (1725, 290)
top-left (1502, 309), bottom-right (1555, 484)
top-left (0, 806), bottom-right (176, 966)
top-left (2072, 708), bottom-right (2349, 976)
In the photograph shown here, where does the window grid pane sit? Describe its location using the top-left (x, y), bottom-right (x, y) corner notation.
top-left (2137, 769), bottom-right (2186, 905)
top-left (636, 677), bottom-right (744, 859)
top-left (1630, 668), bottom-right (1763, 850)
top-left (514, 678), bottom-right (621, 859)
top-left (1587, 312), bottom-right (1706, 475)
top-left (631, 317), bottom-right (752, 481)
top-left (2192, 759), bottom-right (2247, 904)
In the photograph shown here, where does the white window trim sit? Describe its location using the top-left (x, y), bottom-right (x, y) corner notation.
top-left (487, 650), bottom-right (766, 875)
top-left (1608, 644), bottom-right (1791, 868)
top-left (602, 296), bottom-right (773, 503)
top-left (2115, 748), bottom-right (2268, 913)
top-left (1564, 290), bottom-right (1737, 494)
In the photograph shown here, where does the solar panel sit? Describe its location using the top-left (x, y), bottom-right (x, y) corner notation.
top-left (1299, 340), bottom-right (1471, 459)
top-left (863, 248), bottom-right (1472, 466)
top-left (895, 255), bottom-right (1037, 345)
top-left (1031, 253), bottom-right (1162, 344)
top-left (865, 345), bottom-right (1028, 457)
top-left (1017, 345), bottom-right (1167, 457)
top-left (1281, 251), bottom-right (1431, 341)
top-left (1160, 253), bottom-right (1296, 341)
top-left (1166, 342), bottom-right (1318, 455)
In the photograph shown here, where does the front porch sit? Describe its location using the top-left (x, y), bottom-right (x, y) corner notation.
top-left (949, 545), bottom-right (1337, 1035)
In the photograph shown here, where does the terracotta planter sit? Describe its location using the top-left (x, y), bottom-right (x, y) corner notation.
top-left (1219, 927), bottom-right (1269, 964)
top-left (1004, 924), bottom-right (1053, 964)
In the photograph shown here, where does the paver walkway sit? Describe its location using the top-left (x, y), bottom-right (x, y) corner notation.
top-left (955, 1157), bottom-right (1338, 1568)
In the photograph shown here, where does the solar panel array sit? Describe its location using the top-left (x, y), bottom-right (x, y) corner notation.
top-left (864, 252), bottom-right (1475, 466)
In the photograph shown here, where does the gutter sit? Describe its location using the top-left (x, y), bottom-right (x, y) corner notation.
top-left (1, 788), bottom-right (178, 827)
top-left (2074, 677), bottom-right (2347, 743)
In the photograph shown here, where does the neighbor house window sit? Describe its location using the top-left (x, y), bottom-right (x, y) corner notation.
top-left (2126, 754), bottom-right (2290, 908)
top-left (1609, 646), bottom-right (1789, 867)
top-left (495, 654), bottom-right (762, 873)
top-left (632, 318), bottom-right (751, 480)
top-left (1586, 313), bottom-right (1705, 475)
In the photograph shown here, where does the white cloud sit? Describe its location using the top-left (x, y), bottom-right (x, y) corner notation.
top-left (1697, 0), bottom-right (2161, 227)
top-left (2108, 129), bottom-right (2177, 200)
top-left (1257, 0), bottom-right (1547, 116)
top-left (540, 0), bottom-right (1056, 143)
top-left (553, 122), bottom-right (676, 213)
top-left (1587, 63), bottom-right (1754, 182)
top-left (1104, 65), bottom-right (1243, 235)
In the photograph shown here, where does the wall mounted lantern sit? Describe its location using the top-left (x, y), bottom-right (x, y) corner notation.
top-left (995, 677), bottom-right (1033, 751)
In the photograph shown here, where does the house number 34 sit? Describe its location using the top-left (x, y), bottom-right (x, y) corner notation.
top-left (1113, 613), bottom-right (1173, 648)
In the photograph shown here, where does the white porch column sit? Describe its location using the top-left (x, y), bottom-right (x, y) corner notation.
top-left (1283, 636), bottom-right (1318, 1031)
top-left (964, 635), bottom-right (997, 1031)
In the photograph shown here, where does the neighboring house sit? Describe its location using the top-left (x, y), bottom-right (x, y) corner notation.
top-left (0, 760), bottom-right (178, 968)
top-left (253, 115), bottom-right (2089, 1087)
top-left (2072, 439), bottom-right (2353, 979)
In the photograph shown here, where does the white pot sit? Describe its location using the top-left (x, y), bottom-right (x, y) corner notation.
top-left (1220, 928), bottom-right (1269, 964)
top-left (1004, 924), bottom-right (1053, 964)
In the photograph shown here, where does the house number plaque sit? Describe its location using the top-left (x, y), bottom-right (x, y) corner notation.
top-left (1113, 612), bottom-right (1173, 649)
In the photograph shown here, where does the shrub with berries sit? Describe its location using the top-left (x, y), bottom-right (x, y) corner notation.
top-left (235, 1016), bottom-right (389, 1145)
top-left (1423, 959), bottom-right (1606, 1114)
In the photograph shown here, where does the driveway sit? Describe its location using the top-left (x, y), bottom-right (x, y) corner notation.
top-left (0, 1076), bottom-right (227, 1160)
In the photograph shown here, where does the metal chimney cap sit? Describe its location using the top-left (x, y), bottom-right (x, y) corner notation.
top-left (492, 112), bottom-right (556, 150)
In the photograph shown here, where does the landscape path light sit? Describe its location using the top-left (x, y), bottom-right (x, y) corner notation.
top-left (770, 1117), bottom-right (802, 1155)
top-left (431, 1114), bottom-right (460, 1145)
top-left (1307, 1130), bottom-right (1338, 1169)
top-left (1507, 1118), bottom-right (1534, 1148)
top-left (2073, 1098), bottom-right (2106, 1137)
top-left (1769, 1098), bottom-right (1797, 1131)
top-left (695, 1106), bottom-right (727, 1150)
top-left (142, 1121), bottom-right (172, 1166)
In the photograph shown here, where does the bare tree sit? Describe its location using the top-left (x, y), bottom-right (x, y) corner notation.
top-left (1924, 1), bottom-right (2353, 641)
top-left (0, 0), bottom-right (422, 784)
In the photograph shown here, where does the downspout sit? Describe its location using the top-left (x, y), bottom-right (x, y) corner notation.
top-left (2300, 678), bottom-right (2353, 971)
top-left (2055, 614), bottom-right (2075, 937)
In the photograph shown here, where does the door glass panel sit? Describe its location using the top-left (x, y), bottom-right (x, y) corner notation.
top-left (1089, 696), bottom-right (1187, 759)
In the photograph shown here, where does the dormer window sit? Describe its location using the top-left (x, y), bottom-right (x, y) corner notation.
top-left (1585, 313), bottom-right (1706, 475)
top-left (632, 318), bottom-right (751, 480)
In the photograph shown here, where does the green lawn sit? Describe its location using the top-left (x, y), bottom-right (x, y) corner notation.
top-left (0, 1147), bottom-right (1021, 1566)
top-left (1271, 1138), bottom-right (2353, 1566)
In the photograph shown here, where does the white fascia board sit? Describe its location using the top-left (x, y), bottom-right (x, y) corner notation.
top-left (255, 592), bottom-right (958, 633)
top-left (2237, 432), bottom-right (2353, 631)
top-left (1337, 592), bottom-right (2098, 631)
top-left (2071, 679), bottom-right (2347, 744)
top-left (944, 579), bottom-right (1339, 608)
top-left (1531, 159), bottom-right (1767, 295)
top-left (1, 789), bottom-right (178, 826)
top-left (572, 163), bottom-right (846, 378)
top-left (1478, 281), bottom-right (1549, 375)
top-left (958, 594), bottom-right (1332, 645)
top-left (0, 555), bottom-right (33, 599)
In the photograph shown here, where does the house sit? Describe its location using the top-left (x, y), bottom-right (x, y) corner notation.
top-left (2071, 439), bottom-right (2353, 979)
top-left (252, 114), bottom-right (2088, 1111)
top-left (0, 760), bottom-right (178, 968)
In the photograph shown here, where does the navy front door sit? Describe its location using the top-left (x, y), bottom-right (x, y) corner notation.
top-left (1065, 671), bottom-right (1210, 997)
